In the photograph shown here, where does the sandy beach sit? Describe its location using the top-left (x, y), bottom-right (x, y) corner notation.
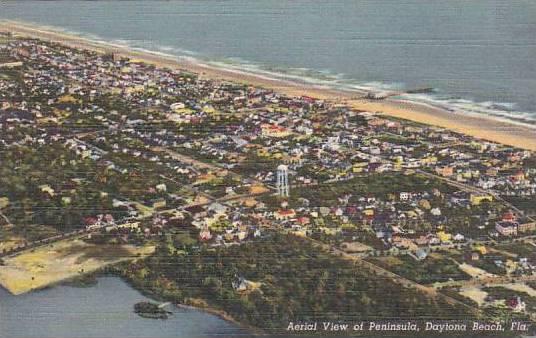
top-left (1, 20), bottom-right (535, 151)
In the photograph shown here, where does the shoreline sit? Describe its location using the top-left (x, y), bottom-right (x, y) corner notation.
top-left (0, 19), bottom-right (535, 151)
top-left (107, 269), bottom-right (258, 334)
top-left (0, 272), bottom-right (254, 335)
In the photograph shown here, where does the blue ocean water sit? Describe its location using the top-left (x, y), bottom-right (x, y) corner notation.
top-left (1, 0), bottom-right (536, 125)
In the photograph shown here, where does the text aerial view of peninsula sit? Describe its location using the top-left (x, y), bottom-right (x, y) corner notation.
top-left (1, 1), bottom-right (536, 338)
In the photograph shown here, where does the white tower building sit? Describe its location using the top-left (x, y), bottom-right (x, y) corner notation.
top-left (276, 164), bottom-right (289, 197)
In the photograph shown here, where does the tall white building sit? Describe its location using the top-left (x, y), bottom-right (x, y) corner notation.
top-left (276, 164), bottom-right (289, 197)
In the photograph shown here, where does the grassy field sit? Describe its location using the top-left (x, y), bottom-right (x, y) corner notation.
top-left (496, 242), bottom-right (536, 260)
top-left (0, 238), bottom-right (154, 295)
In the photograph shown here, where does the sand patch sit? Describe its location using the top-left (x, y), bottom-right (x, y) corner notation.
top-left (341, 241), bottom-right (373, 253)
top-left (499, 283), bottom-right (536, 297)
top-left (459, 287), bottom-right (488, 306)
top-left (250, 184), bottom-right (269, 195)
top-left (458, 263), bottom-right (496, 279)
top-left (0, 238), bottom-right (154, 295)
top-left (0, 235), bottom-right (25, 252)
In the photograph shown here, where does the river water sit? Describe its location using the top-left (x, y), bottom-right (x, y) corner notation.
top-left (0, 277), bottom-right (248, 338)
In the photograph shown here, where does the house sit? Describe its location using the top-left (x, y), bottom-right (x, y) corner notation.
top-left (84, 217), bottom-right (99, 230)
top-left (486, 167), bottom-right (499, 176)
top-left (435, 166), bottom-right (454, 177)
top-left (415, 248), bottom-right (428, 260)
top-left (155, 183), bottom-right (167, 192)
top-left (507, 297), bottom-right (526, 312)
top-left (502, 211), bottom-right (516, 223)
top-left (421, 156), bottom-right (438, 165)
top-left (414, 236), bottom-right (429, 246)
top-left (236, 230), bottom-right (248, 241)
top-left (199, 227), bottom-right (212, 241)
top-left (117, 222), bottom-right (140, 231)
top-left (519, 222), bottom-right (536, 233)
top-left (453, 233), bottom-right (465, 242)
top-left (261, 124), bottom-right (291, 138)
top-left (184, 205), bottom-right (207, 217)
top-left (152, 198), bottom-right (167, 209)
top-left (399, 192), bottom-right (412, 201)
top-left (39, 184), bottom-right (55, 197)
top-left (437, 231), bottom-right (452, 243)
top-left (495, 221), bottom-right (519, 237)
top-left (0, 197), bottom-right (9, 209)
top-left (391, 236), bottom-right (412, 249)
top-left (232, 275), bottom-right (258, 292)
top-left (232, 276), bottom-right (248, 292)
top-left (352, 161), bottom-right (368, 173)
top-left (297, 216), bottom-right (310, 226)
top-left (274, 209), bottom-right (296, 220)
top-left (207, 202), bottom-right (228, 216)
top-left (511, 170), bottom-right (526, 183)
top-left (170, 102), bottom-right (186, 111)
top-left (431, 207), bottom-right (442, 216)
top-left (477, 178), bottom-right (497, 189)
top-left (475, 245), bottom-right (487, 255)
top-left (468, 251), bottom-right (480, 261)
top-left (470, 193), bottom-right (493, 206)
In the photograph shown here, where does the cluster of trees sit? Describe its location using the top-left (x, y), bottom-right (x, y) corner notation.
top-left (265, 173), bottom-right (454, 209)
top-left (119, 233), bottom-right (475, 332)
top-left (368, 255), bottom-right (471, 284)
top-left (0, 143), bottom-right (126, 233)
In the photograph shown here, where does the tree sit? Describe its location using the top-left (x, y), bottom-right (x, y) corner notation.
top-left (174, 232), bottom-right (196, 248)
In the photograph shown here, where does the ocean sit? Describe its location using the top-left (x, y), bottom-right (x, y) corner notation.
top-left (1, 0), bottom-right (536, 126)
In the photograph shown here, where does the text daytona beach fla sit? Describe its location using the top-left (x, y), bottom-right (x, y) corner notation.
top-left (287, 321), bottom-right (530, 333)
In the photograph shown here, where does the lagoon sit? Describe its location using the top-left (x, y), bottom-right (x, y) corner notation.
top-left (0, 277), bottom-right (248, 338)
